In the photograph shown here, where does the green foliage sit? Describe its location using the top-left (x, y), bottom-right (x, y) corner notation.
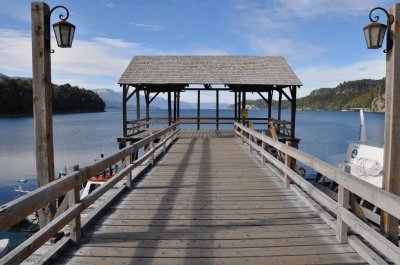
top-left (230, 78), bottom-right (385, 111)
top-left (0, 77), bottom-right (105, 115)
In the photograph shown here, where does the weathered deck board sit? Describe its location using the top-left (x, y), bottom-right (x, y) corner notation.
top-left (55, 138), bottom-right (366, 265)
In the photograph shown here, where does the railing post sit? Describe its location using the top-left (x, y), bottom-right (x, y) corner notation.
top-left (336, 185), bottom-right (350, 243)
top-left (284, 141), bottom-right (292, 188)
top-left (150, 132), bottom-right (155, 165)
top-left (68, 169), bottom-right (81, 244)
top-left (261, 132), bottom-right (266, 166)
top-left (125, 152), bottom-right (133, 190)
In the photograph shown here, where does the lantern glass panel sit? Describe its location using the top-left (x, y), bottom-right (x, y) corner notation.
top-left (53, 23), bottom-right (62, 47)
top-left (363, 22), bottom-right (387, 49)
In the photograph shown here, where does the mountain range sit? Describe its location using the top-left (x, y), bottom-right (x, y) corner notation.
top-left (232, 78), bottom-right (385, 112)
top-left (93, 88), bottom-right (230, 110)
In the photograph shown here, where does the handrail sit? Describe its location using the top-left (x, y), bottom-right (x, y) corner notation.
top-left (0, 123), bottom-right (180, 264)
top-left (234, 122), bottom-right (400, 265)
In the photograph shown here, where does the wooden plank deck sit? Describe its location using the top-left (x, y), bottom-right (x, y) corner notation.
top-left (55, 138), bottom-right (366, 265)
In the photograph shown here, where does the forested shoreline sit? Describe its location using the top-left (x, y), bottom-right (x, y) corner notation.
top-left (0, 76), bottom-right (105, 116)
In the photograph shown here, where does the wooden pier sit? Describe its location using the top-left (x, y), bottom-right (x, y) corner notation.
top-left (54, 137), bottom-right (365, 264)
top-left (1, 55), bottom-right (400, 264)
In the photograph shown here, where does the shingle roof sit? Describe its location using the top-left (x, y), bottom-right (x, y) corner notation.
top-left (118, 56), bottom-right (302, 86)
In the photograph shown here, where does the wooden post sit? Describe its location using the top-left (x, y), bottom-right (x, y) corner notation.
top-left (290, 86), bottom-right (297, 139)
top-left (122, 85), bottom-right (128, 136)
top-left (145, 91), bottom-right (150, 128)
top-left (278, 90), bottom-right (282, 121)
top-left (381, 3), bottom-right (400, 244)
top-left (125, 152), bottom-right (132, 189)
top-left (197, 90), bottom-right (200, 130)
top-left (136, 90), bottom-right (140, 120)
top-left (242, 92), bottom-right (246, 125)
top-left (261, 132), bottom-right (266, 166)
top-left (234, 92), bottom-right (237, 121)
top-left (150, 131), bottom-right (155, 165)
top-left (31, 2), bottom-right (56, 228)
top-left (68, 166), bottom-right (81, 244)
top-left (336, 186), bottom-right (350, 243)
top-left (173, 91), bottom-right (177, 123)
top-left (216, 90), bottom-right (219, 130)
top-left (268, 90), bottom-right (272, 121)
top-left (284, 141), bottom-right (292, 188)
top-left (168, 92), bottom-right (171, 126)
top-left (177, 92), bottom-right (180, 119)
top-left (238, 92), bottom-right (241, 122)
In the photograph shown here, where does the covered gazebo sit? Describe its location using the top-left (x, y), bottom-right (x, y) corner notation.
top-left (118, 55), bottom-right (302, 142)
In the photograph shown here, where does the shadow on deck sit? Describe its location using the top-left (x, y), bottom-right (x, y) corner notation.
top-left (55, 136), bottom-right (366, 265)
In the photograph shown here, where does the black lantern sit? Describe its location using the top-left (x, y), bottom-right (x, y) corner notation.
top-left (53, 20), bottom-right (76, 48)
top-left (363, 21), bottom-right (387, 49)
top-left (364, 7), bottom-right (394, 53)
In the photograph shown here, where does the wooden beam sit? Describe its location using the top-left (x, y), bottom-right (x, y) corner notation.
top-left (216, 90), bottom-right (219, 130)
top-left (122, 85), bottom-right (128, 137)
top-left (257, 92), bottom-right (268, 102)
top-left (268, 90), bottom-right (273, 121)
top-left (145, 91), bottom-right (150, 128)
top-left (278, 90), bottom-right (282, 121)
top-left (177, 92), bottom-right (180, 118)
top-left (197, 90), bottom-right (200, 130)
top-left (149, 92), bottom-right (160, 104)
top-left (168, 92), bottom-right (171, 126)
top-left (238, 92), bottom-right (241, 122)
top-left (290, 86), bottom-right (297, 138)
top-left (234, 92), bottom-right (237, 121)
top-left (281, 89), bottom-right (292, 102)
top-left (381, 3), bottom-right (400, 244)
top-left (173, 91), bottom-right (177, 122)
top-left (126, 88), bottom-right (136, 101)
top-left (31, 2), bottom-right (56, 227)
top-left (136, 90), bottom-right (140, 120)
top-left (242, 92), bottom-right (246, 125)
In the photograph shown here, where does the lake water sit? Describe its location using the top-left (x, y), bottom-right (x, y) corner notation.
top-left (0, 109), bottom-right (384, 248)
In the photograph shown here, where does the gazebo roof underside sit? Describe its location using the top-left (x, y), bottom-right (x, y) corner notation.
top-left (118, 56), bottom-right (302, 88)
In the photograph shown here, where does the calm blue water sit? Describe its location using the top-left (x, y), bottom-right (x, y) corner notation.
top-left (0, 109), bottom-right (384, 248)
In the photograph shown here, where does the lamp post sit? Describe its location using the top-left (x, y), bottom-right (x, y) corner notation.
top-left (364, 5), bottom-right (399, 244)
top-left (31, 2), bottom-right (75, 228)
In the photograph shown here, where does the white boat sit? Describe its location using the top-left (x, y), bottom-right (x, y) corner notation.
top-left (0, 239), bottom-right (10, 258)
top-left (314, 109), bottom-right (384, 224)
top-left (339, 109), bottom-right (384, 188)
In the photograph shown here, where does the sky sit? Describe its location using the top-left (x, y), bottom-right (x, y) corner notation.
top-left (0, 0), bottom-right (394, 103)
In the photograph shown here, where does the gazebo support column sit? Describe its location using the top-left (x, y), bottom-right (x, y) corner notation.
top-left (136, 89), bottom-right (140, 121)
top-left (242, 92), bottom-right (246, 125)
top-left (234, 92), bottom-right (237, 122)
top-left (278, 90), bottom-right (282, 121)
top-left (173, 91), bottom-right (177, 123)
top-left (177, 92), bottom-right (180, 119)
top-left (268, 90), bottom-right (273, 122)
top-left (145, 91), bottom-right (150, 128)
top-left (238, 92), bottom-right (241, 122)
top-left (197, 90), bottom-right (200, 130)
top-left (290, 86), bottom-right (297, 139)
top-left (216, 90), bottom-right (219, 130)
top-left (122, 85), bottom-right (128, 137)
top-left (168, 92), bottom-right (171, 126)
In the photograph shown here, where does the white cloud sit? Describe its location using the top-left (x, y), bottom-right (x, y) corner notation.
top-left (133, 20), bottom-right (165, 31)
top-left (249, 37), bottom-right (325, 61)
top-left (0, 28), bottom-right (172, 90)
top-left (296, 57), bottom-right (386, 97)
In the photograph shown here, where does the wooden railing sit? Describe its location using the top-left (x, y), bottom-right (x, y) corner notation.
top-left (234, 122), bottom-right (400, 265)
top-left (0, 124), bottom-right (180, 264)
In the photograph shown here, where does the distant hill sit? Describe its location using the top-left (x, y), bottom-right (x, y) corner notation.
top-left (93, 88), bottom-right (230, 110)
top-left (0, 75), bottom-right (105, 115)
top-left (229, 78), bottom-right (385, 112)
